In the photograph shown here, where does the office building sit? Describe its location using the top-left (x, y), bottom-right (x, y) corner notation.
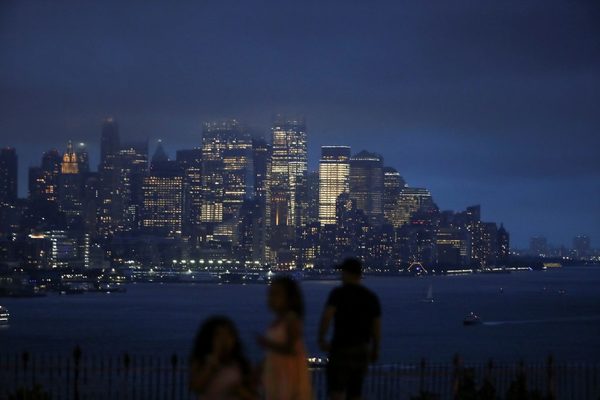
top-left (349, 151), bottom-right (384, 225)
top-left (0, 147), bottom-right (18, 206)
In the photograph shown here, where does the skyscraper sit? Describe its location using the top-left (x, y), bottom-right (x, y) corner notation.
top-left (115, 141), bottom-right (149, 232)
top-left (141, 171), bottom-right (184, 235)
top-left (98, 117), bottom-right (121, 237)
top-left (201, 120), bottom-right (252, 223)
top-left (383, 167), bottom-right (406, 227)
top-left (0, 147), bottom-right (18, 206)
top-left (393, 187), bottom-right (435, 227)
top-left (58, 141), bottom-right (83, 218)
top-left (349, 150), bottom-right (384, 225)
top-left (76, 142), bottom-right (90, 174)
top-left (267, 117), bottom-right (308, 229)
top-left (100, 117), bottom-right (120, 168)
top-left (319, 146), bottom-right (350, 226)
top-left (40, 150), bottom-right (62, 203)
top-left (176, 148), bottom-right (203, 235)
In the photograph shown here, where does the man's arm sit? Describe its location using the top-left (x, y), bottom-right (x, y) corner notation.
top-left (370, 317), bottom-right (381, 362)
top-left (318, 305), bottom-right (335, 352)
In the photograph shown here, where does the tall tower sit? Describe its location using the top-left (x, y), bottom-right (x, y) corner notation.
top-left (0, 147), bottom-right (18, 206)
top-left (100, 117), bottom-right (120, 168)
top-left (201, 120), bottom-right (252, 223)
top-left (318, 146), bottom-right (350, 226)
top-left (98, 117), bottom-right (121, 237)
top-left (349, 151), bottom-right (384, 225)
top-left (176, 148), bottom-right (203, 235)
top-left (267, 116), bottom-right (308, 229)
top-left (383, 167), bottom-right (406, 227)
top-left (58, 141), bottom-right (82, 218)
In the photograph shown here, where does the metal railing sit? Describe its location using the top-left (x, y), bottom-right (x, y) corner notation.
top-left (1, 348), bottom-right (599, 399)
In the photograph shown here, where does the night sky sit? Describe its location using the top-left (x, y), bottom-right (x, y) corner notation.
top-left (1, 0), bottom-right (599, 248)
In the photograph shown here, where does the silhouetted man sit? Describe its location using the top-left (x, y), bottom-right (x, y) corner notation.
top-left (318, 258), bottom-right (382, 400)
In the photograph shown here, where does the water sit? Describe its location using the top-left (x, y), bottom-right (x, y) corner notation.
top-left (1, 267), bottom-right (599, 364)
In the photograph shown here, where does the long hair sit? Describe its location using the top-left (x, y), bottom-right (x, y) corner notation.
top-left (271, 276), bottom-right (305, 319)
top-left (190, 316), bottom-right (250, 374)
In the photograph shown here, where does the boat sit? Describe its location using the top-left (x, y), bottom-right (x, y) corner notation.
top-left (95, 283), bottom-right (127, 293)
top-left (421, 284), bottom-right (434, 303)
top-left (0, 306), bottom-right (9, 323)
top-left (463, 312), bottom-right (482, 326)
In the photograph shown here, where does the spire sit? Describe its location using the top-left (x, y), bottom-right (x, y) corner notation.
top-left (152, 140), bottom-right (169, 164)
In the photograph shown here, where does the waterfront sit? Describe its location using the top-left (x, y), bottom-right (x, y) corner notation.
top-left (1, 267), bottom-right (599, 363)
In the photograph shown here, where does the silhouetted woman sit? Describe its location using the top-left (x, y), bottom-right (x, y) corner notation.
top-left (190, 316), bottom-right (256, 400)
top-left (257, 276), bottom-right (312, 400)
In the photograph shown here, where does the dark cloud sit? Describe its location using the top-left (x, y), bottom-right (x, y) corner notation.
top-left (1, 0), bottom-right (599, 247)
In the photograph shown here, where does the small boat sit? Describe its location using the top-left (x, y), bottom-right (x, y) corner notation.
top-left (0, 306), bottom-right (9, 323)
top-left (422, 284), bottom-right (434, 303)
top-left (463, 312), bottom-right (482, 326)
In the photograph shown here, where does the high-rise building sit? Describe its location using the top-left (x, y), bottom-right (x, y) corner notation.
top-left (75, 142), bottom-right (90, 174)
top-left (306, 171), bottom-right (319, 225)
top-left (28, 149), bottom-right (62, 203)
top-left (141, 170), bottom-right (184, 235)
top-left (252, 138), bottom-right (270, 202)
top-left (115, 141), bottom-right (149, 231)
top-left (98, 117), bottom-right (121, 237)
top-left (318, 146), bottom-right (350, 226)
top-left (58, 141), bottom-right (83, 218)
top-left (497, 224), bottom-right (510, 265)
top-left (177, 149), bottom-right (203, 235)
top-left (383, 167), bottom-right (406, 227)
top-left (201, 120), bottom-right (252, 223)
top-left (100, 117), bottom-right (120, 168)
top-left (349, 151), bottom-right (384, 225)
top-left (393, 187), bottom-right (434, 227)
top-left (0, 147), bottom-right (18, 206)
top-left (267, 117), bottom-right (308, 229)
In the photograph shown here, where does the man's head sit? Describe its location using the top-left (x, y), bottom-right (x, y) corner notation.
top-left (338, 258), bottom-right (362, 284)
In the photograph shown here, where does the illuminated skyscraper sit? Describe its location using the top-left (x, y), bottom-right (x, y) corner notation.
top-left (0, 147), bottom-right (18, 206)
top-left (115, 141), bottom-right (149, 231)
top-left (383, 167), bottom-right (406, 227)
top-left (267, 117), bottom-right (308, 229)
top-left (349, 151), bottom-right (384, 225)
top-left (58, 141), bottom-right (83, 218)
top-left (201, 120), bottom-right (252, 223)
top-left (319, 146), bottom-right (350, 226)
top-left (393, 187), bottom-right (434, 227)
top-left (141, 172), bottom-right (184, 235)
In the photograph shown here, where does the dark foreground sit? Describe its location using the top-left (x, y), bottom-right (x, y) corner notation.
top-left (2, 350), bottom-right (599, 400)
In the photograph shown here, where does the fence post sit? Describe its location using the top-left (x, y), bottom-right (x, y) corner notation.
top-left (419, 357), bottom-right (426, 394)
top-left (73, 345), bottom-right (82, 400)
top-left (123, 352), bottom-right (131, 397)
top-left (546, 354), bottom-right (555, 400)
top-left (22, 351), bottom-right (29, 391)
top-left (171, 354), bottom-right (178, 400)
top-left (452, 353), bottom-right (461, 399)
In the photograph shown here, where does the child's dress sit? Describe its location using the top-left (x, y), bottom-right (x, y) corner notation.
top-left (263, 314), bottom-right (312, 400)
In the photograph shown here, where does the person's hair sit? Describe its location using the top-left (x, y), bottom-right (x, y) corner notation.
top-left (271, 276), bottom-right (305, 319)
top-left (190, 316), bottom-right (250, 374)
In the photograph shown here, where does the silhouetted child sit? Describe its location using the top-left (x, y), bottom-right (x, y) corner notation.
top-left (190, 316), bottom-right (256, 400)
top-left (257, 276), bottom-right (312, 400)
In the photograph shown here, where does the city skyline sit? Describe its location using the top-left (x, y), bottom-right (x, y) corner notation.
top-left (1, 0), bottom-right (599, 248)
top-left (0, 119), bottom-right (596, 250)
